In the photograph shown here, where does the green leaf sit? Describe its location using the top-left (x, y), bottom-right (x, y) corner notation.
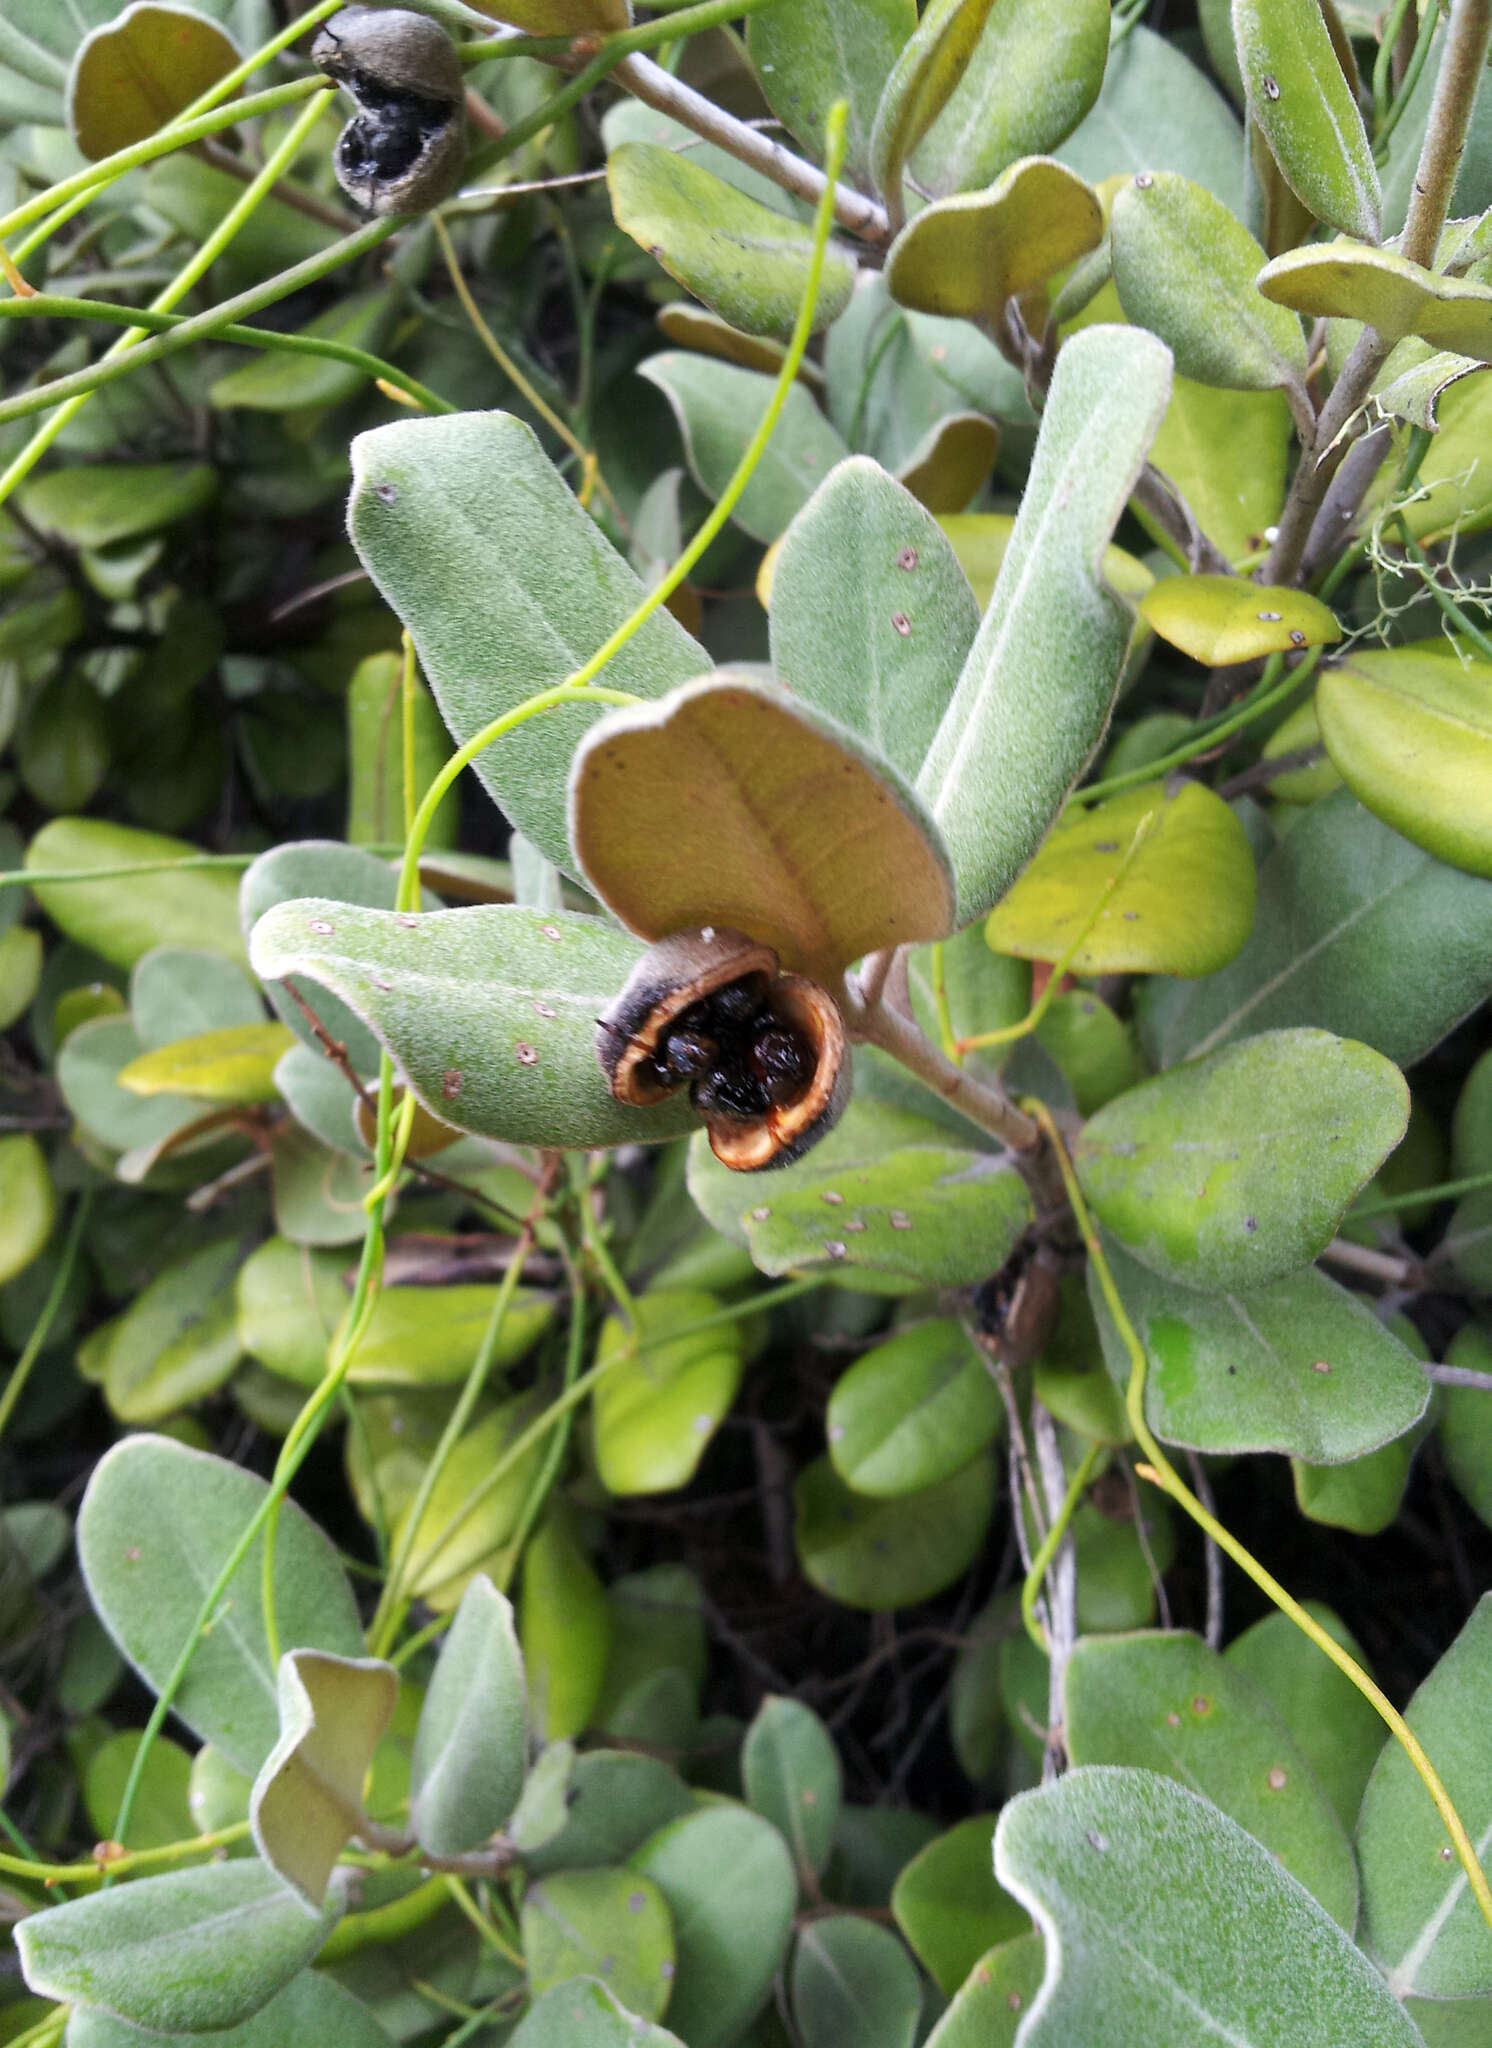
top-left (1075, 1028), bottom-right (1407, 1291)
top-left (985, 780), bottom-right (1257, 978)
top-left (342, 1283), bottom-right (554, 1390)
top-left (346, 653), bottom-right (458, 855)
top-left (911, 0), bottom-right (1107, 198)
top-left (235, 1237), bottom-right (345, 1389)
top-left (995, 1768), bottom-right (1422, 2045)
top-left (795, 1452), bottom-right (994, 1610)
top-left (1064, 1632), bottom-right (1357, 1926)
top-left (1357, 1594), bottom-right (1492, 1997)
top-left (1440, 1325), bottom-right (1492, 1530)
top-left (742, 1696), bottom-right (842, 1883)
top-left (1259, 243), bottom-right (1492, 359)
top-left (1109, 171), bottom-right (1305, 392)
top-left (1224, 1604), bottom-right (1385, 1833)
top-left (522, 1867), bottom-right (676, 2022)
top-left (100, 1237), bottom-right (244, 1425)
top-left (392, 1393), bottom-right (547, 1608)
top-left (348, 412), bottom-right (709, 874)
top-left (252, 1651), bottom-right (398, 1906)
top-left (639, 354), bottom-right (850, 544)
top-left (411, 1575), bottom-right (527, 1856)
top-left (19, 671), bottom-right (110, 814)
top-left (507, 1741), bottom-right (576, 1857)
top-left (0, 1136), bottom-right (54, 1289)
top-left (631, 1804), bottom-right (797, 2048)
top-left (1088, 1238), bottom-right (1429, 1460)
top-left (19, 464), bottom-right (216, 552)
top-left (83, 1730), bottom-right (193, 1852)
top-left (115, 1022), bottom-right (293, 1105)
top-left (17, 1861), bottom-right (341, 2034)
top-left (916, 325), bottom-right (1173, 925)
top-left (1147, 374), bottom-right (1292, 564)
top-left (0, 925), bottom-right (42, 1034)
top-left (792, 1917), bottom-right (920, 2048)
top-left (1139, 575), bottom-right (1338, 665)
top-left (593, 1288), bottom-right (745, 1497)
top-left (247, 901), bottom-right (698, 1152)
top-left (922, 1935), bottom-right (1046, 2048)
top-left (892, 410), bottom-right (999, 510)
top-left (210, 289), bottom-right (397, 413)
top-left (188, 1745), bottom-right (253, 1838)
top-left (1318, 640), bottom-right (1492, 879)
top-left (568, 672), bottom-right (954, 986)
top-left (1142, 790), bottom-right (1492, 1069)
top-left (886, 158), bottom-right (1104, 323)
top-left (735, 1138), bottom-right (1033, 1288)
top-left (1376, 349), bottom-right (1487, 431)
top-left (868, 0), bottom-right (998, 218)
top-left (891, 1816), bottom-right (1029, 1995)
top-left (526, 1750), bottom-right (694, 1877)
top-left (826, 1317), bottom-right (999, 1496)
top-left (507, 1980), bottom-right (686, 2048)
top-left (747, 0), bottom-right (914, 187)
top-left (77, 1435), bottom-right (364, 1775)
top-left (66, 2), bottom-right (236, 157)
top-left (66, 1970), bottom-right (399, 2048)
top-left (131, 947), bottom-right (264, 1049)
top-left (767, 458), bottom-right (979, 788)
top-left (608, 145), bottom-right (854, 343)
top-left (1057, 28), bottom-right (1245, 215)
top-left (1293, 1423), bottom-right (1422, 1535)
top-left (1234, 0), bottom-right (1379, 240)
top-left (1033, 989), bottom-right (1143, 1116)
top-left (520, 1511), bottom-right (613, 1746)
top-left (27, 819), bottom-right (245, 971)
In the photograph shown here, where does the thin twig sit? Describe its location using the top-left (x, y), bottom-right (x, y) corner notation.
top-left (613, 53), bottom-right (891, 246)
top-left (1319, 1236), bottom-right (1422, 1287)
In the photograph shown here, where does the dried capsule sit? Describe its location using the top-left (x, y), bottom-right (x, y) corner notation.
top-left (312, 6), bottom-right (466, 217)
top-left (597, 926), bottom-right (850, 1172)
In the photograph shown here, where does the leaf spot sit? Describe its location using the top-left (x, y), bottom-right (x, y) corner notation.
top-left (1093, 839), bottom-right (1119, 853)
top-left (693, 1413), bottom-right (712, 1432)
top-left (309, 918), bottom-right (335, 935)
top-left (661, 1960), bottom-right (676, 1978)
top-left (1166, 1710), bottom-right (1181, 1727)
top-left (891, 611), bottom-right (912, 636)
top-left (374, 481), bottom-right (397, 504)
top-left (821, 1190), bottom-right (844, 1205)
top-left (442, 1069), bottom-right (463, 1097)
top-left (1289, 628), bottom-right (1306, 645)
top-left (533, 1001), bottom-right (556, 1019)
top-left (1086, 1830), bottom-right (1109, 1852)
top-left (396, 913), bottom-right (418, 928)
top-left (889, 1211), bottom-right (912, 1230)
top-left (374, 975), bottom-right (393, 992)
top-left (828, 1423), bottom-right (846, 1443)
top-left (1134, 171), bottom-right (1153, 189)
top-left (896, 545), bottom-right (918, 571)
top-left (824, 1240), bottom-right (848, 1259)
top-left (1244, 1216), bottom-right (1257, 1232)
top-left (1257, 610), bottom-right (1282, 622)
top-left (541, 925), bottom-right (562, 941)
top-left (1268, 1766), bottom-right (1288, 1791)
top-left (1263, 73), bottom-right (1281, 98)
top-left (124, 1546), bottom-right (141, 1563)
top-left (1312, 1359), bottom-right (1331, 1374)
top-left (1191, 1693), bottom-right (1212, 1716)
top-left (752, 1205), bottom-right (771, 1220)
top-left (844, 1217), bottom-right (866, 1232)
top-left (515, 1042), bottom-right (539, 1065)
top-left (1441, 1845), bottom-right (1456, 1860)
top-left (627, 1891), bottom-right (648, 1912)
top-left (1007, 1992), bottom-right (1024, 2012)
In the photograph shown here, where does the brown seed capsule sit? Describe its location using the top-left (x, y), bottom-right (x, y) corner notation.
top-left (312, 6), bottom-right (466, 217)
top-left (596, 925), bottom-right (850, 1172)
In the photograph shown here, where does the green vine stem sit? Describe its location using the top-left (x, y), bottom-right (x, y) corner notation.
top-left (1024, 1096), bottom-right (1492, 1938)
top-left (0, 296), bottom-right (453, 416)
top-left (392, 100), bottom-right (850, 912)
top-left (1354, 1166), bottom-right (1492, 1218)
top-left (1021, 1437), bottom-right (1105, 1654)
top-left (0, 1193), bottom-right (91, 1449)
top-left (0, 85), bottom-right (340, 506)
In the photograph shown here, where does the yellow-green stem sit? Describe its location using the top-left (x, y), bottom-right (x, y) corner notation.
top-left (1023, 1095), bottom-right (1492, 1937)
top-left (1021, 1438), bottom-right (1104, 1654)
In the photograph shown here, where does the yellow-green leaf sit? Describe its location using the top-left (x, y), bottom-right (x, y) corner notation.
top-left (608, 144), bottom-right (855, 343)
top-left (1234, 0), bottom-right (1379, 240)
top-left (1317, 641), bottom-right (1492, 879)
top-left (0, 1135), bottom-right (54, 1288)
top-left (986, 780), bottom-right (1256, 977)
top-left (1139, 575), bottom-right (1339, 666)
top-left (251, 1649), bottom-right (398, 1905)
top-left (1258, 243), bottom-right (1492, 361)
top-left (886, 157), bottom-right (1103, 322)
top-left (592, 1290), bottom-right (745, 1498)
top-left (937, 512), bottom-right (1153, 611)
top-left (115, 1023), bottom-right (294, 1104)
